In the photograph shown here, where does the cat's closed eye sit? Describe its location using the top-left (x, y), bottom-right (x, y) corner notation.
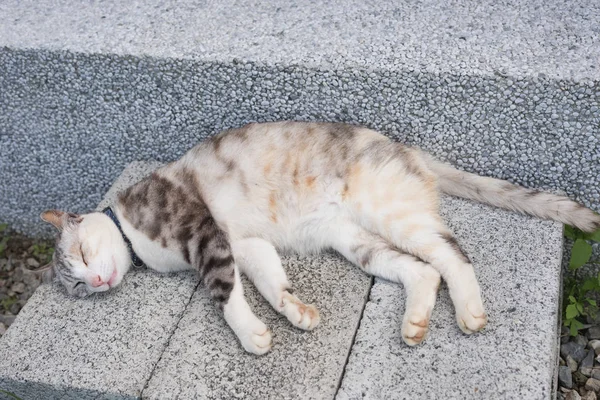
top-left (80, 244), bottom-right (88, 266)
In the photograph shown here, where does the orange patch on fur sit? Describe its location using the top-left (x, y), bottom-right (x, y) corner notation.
top-left (269, 192), bottom-right (278, 223)
top-left (292, 163), bottom-right (299, 186)
top-left (343, 163), bottom-right (363, 201)
top-left (305, 176), bottom-right (316, 189)
top-left (341, 183), bottom-right (350, 201)
top-left (263, 163), bottom-right (272, 175)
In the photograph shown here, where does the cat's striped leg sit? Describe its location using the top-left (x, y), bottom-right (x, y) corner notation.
top-left (327, 221), bottom-right (441, 345)
top-left (232, 238), bottom-right (320, 331)
top-left (194, 225), bottom-right (271, 355)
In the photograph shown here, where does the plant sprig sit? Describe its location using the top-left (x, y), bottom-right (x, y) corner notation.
top-left (563, 225), bottom-right (600, 336)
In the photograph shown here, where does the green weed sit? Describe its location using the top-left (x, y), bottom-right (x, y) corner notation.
top-left (0, 223), bottom-right (8, 258)
top-left (31, 242), bottom-right (54, 264)
top-left (563, 225), bottom-right (600, 336)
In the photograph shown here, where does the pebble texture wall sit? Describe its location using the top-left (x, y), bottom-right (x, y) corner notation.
top-left (0, 0), bottom-right (599, 237)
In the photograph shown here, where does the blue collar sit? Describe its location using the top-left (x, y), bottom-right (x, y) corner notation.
top-left (102, 207), bottom-right (145, 268)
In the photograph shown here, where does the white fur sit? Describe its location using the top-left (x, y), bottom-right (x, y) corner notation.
top-left (233, 238), bottom-right (320, 331)
top-left (114, 207), bottom-right (193, 274)
top-left (73, 213), bottom-right (131, 292)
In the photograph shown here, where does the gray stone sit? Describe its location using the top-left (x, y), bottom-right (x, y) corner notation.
top-left (591, 369), bottom-right (600, 380)
top-left (587, 378), bottom-right (600, 393)
top-left (25, 258), bottom-right (39, 268)
top-left (564, 342), bottom-right (590, 363)
top-left (0, 323), bottom-right (5, 336)
top-left (576, 371), bottom-right (591, 387)
top-left (561, 366), bottom-right (574, 389)
top-left (582, 349), bottom-right (596, 376)
top-left (584, 391), bottom-right (598, 400)
top-left (0, 315), bottom-right (15, 327)
top-left (569, 355), bottom-right (581, 373)
top-left (589, 340), bottom-right (600, 355)
top-left (567, 391), bottom-right (582, 400)
top-left (7, 303), bottom-right (20, 315)
top-left (10, 282), bottom-right (25, 294)
top-left (577, 335), bottom-right (590, 348)
top-left (589, 327), bottom-right (600, 340)
top-left (337, 196), bottom-right (563, 399)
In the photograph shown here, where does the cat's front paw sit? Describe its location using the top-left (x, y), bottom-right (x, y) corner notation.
top-left (237, 320), bottom-right (273, 355)
top-left (280, 292), bottom-right (320, 331)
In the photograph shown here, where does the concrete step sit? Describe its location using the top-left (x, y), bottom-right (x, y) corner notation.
top-left (0, 0), bottom-right (598, 238)
top-left (337, 196), bottom-right (563, 400)
top-left (0, 161), bottom-right (564, 399)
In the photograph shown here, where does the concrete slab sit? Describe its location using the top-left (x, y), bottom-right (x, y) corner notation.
top-left (0, 271), bottom-right (196, 400)
top-left (336, 196), bottom-right (563, 400)
top-left (0, 162), bottom-right (197, 400)
top-left (1, 0), bottom-right (598, 81)
top-left (143, 252), bottom-right (371, 400)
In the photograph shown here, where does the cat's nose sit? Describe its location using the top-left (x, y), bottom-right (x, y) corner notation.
top-left (91, 275), bottom-right (105, 287)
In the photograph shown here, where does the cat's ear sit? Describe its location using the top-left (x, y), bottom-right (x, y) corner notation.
top-left (25, 261), bottom-right (56, 283)
top-left (40, 210), bottom-right (82, 230)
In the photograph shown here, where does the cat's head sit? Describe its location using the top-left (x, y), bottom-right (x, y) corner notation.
top-left (36, 210), bottom-right (131, 298)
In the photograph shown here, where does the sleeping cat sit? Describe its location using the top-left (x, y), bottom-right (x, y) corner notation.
top-left (37, 122), bottom-right (600, 355)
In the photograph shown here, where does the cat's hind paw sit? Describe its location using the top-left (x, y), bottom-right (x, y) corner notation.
top-left (401, 317), bottom-right (429, 346)
top-left (456, 300), bottom-right (488, 334)
top-left (280, 292), bottom-right (320, 331)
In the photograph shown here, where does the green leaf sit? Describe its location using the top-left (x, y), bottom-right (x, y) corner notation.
top-left (566, 304), bottom-right (580, 319)
top-left (570, 239), bottom-right (593, 270)
top-left (582, 279), bottom-right (598, 292)
top-left (577, 303), bottom-right (584, 314)
top-left (565, 225), bottom-right (577, 239)
top-left (569, 295), bottom-right (577, 303)
top-left (587, 229), bottom-right (600, 243)
top-left (570, 322), bottom-right (579, 336)
top-left (587, 299), bottom-right (597, 306)
top-left (570, 319), bottom-right (585, 336)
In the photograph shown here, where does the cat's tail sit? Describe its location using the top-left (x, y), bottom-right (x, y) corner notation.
top-left (421, 152), bottom-right (600, 232)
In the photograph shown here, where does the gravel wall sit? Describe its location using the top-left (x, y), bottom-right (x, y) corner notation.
top-left (1, 47), bottom-right (599, 237)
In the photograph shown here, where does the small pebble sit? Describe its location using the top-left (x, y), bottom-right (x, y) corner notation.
top-left (11, 282), bottom-right (25, 294)
top-left (9, 303), bottom-right (21, 315)
top-left (581, 350), bottom-right (596, 376)
top-left (26, 258), bottom-right (40, 268)
top-left (589, 327), bottom-right (600, 341)
top-left (588, 340), bottom-right (600, 356)
top-left (561, 365), bottom-right (574, 389)
top-left (0, 322), bottom-right (6, 335)
top-left (563, 342), bottom-right (589, 363)
top-left (576, 335), bottom-right (590, 348)
top-left (567, 390), bottom-right (582, 400)
top-left (586, 378), bottom-right (600, 393)
top-left (569, 355), bottom-right (580, 372)
top-left (584, 391), bottom-right (598, 400)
